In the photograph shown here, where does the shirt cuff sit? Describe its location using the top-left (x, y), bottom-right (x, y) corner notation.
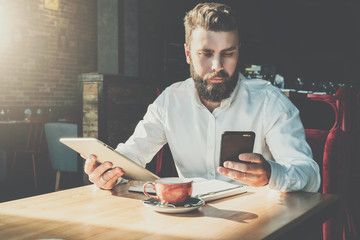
top-left (267, 159), bottom-right (286, 192)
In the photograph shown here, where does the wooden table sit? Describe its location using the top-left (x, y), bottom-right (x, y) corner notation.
top-left (0, 182), bottom-right (338, 240)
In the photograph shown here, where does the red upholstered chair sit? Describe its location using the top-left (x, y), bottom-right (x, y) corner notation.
top-left (150, 144), bottom-right (177, 177)
top-left (11, 118), bottom-right (48, 190)
top-left (349, 91), bottom-right (360, 239)
top-left (304, 128), bottom-right (328, 191)
top-left (306, 87), bottom-right (358, 240)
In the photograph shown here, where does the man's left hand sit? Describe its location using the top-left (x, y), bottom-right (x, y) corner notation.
top-left (217, 153), bottom-right (271, 187)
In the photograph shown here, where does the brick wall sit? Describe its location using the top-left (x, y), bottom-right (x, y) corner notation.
top-left (0, 0), bottom-right (96, 112)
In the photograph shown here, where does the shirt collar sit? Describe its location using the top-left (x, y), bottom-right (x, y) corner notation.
top-left (220, 72), bottom-right (243, 109)
top-left (189, 79), bottom-right (205, 109)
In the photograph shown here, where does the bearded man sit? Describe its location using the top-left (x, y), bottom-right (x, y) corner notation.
top-left (84, 3), bottom-right (320, 193)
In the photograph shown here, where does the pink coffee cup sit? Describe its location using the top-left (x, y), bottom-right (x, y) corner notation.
top-left (143, 177), bottom-right (193, 206)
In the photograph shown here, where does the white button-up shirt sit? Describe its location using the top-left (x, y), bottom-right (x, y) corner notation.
top-left (116, 74), bottom-right (321, 192)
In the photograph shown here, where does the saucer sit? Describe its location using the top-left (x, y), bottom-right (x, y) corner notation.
top-left (142, 197), bottom-right (205, 213)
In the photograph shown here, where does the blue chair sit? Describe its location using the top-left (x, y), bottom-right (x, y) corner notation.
top-left (44, 122), bottom-right (78, 191)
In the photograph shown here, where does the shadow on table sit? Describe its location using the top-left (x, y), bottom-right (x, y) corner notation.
top-left (159, 204), bottom-right (258, 223)
top-left (110, 184), bottom-right (258, 223)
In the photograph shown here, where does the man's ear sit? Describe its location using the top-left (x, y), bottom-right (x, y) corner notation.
top-left (184, 43), bottom-right (190, 64)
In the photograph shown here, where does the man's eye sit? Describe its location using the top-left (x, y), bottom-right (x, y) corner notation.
top-left (199, 52), bottom-right (212, 57)
top-left (222, 52), bottom-right (234, 56)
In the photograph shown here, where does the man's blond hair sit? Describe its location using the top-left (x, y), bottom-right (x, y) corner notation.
top-left (184, 2), bottom-right (239, 45)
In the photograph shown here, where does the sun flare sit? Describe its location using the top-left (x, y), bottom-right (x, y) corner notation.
top-left (0, 5), bottom-right (13, 52)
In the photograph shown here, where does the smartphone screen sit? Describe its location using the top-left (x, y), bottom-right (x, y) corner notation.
top-left (219, 131), bottom-right (255, 166)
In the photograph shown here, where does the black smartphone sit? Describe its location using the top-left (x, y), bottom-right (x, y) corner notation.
top-left (219, 131), bottom-right (255, 166)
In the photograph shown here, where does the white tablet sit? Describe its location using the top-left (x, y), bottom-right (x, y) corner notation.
top-left (60, 138), bottom-right (159, 181)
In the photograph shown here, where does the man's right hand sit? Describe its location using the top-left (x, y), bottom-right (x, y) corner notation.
top-left (83, 154), bottom-right (124, 190)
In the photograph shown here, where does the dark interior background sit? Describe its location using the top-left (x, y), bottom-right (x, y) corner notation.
top-left (137, 0), bottom-right (359, 90)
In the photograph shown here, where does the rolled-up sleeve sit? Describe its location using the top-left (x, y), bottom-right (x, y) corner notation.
top-left (115, 93), bottom-right (167, 167)
top-left (264, 91), bottom-right (321, 192)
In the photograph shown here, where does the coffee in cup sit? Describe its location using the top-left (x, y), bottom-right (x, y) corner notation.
top-left (143, 177), bottom-right (193, 206)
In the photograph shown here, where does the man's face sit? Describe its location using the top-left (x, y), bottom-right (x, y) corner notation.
top-left (185, 28), bottom-right (240, 102)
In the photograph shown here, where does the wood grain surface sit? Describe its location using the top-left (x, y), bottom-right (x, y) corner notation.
top-left (0, 182), bottom-right (338, 240)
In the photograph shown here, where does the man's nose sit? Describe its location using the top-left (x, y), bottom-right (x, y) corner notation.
top-left (211, 57), bottom-right (224, 72)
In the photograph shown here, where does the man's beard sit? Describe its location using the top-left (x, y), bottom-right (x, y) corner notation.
top-left (190, 62), bottom-right (239, 102)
